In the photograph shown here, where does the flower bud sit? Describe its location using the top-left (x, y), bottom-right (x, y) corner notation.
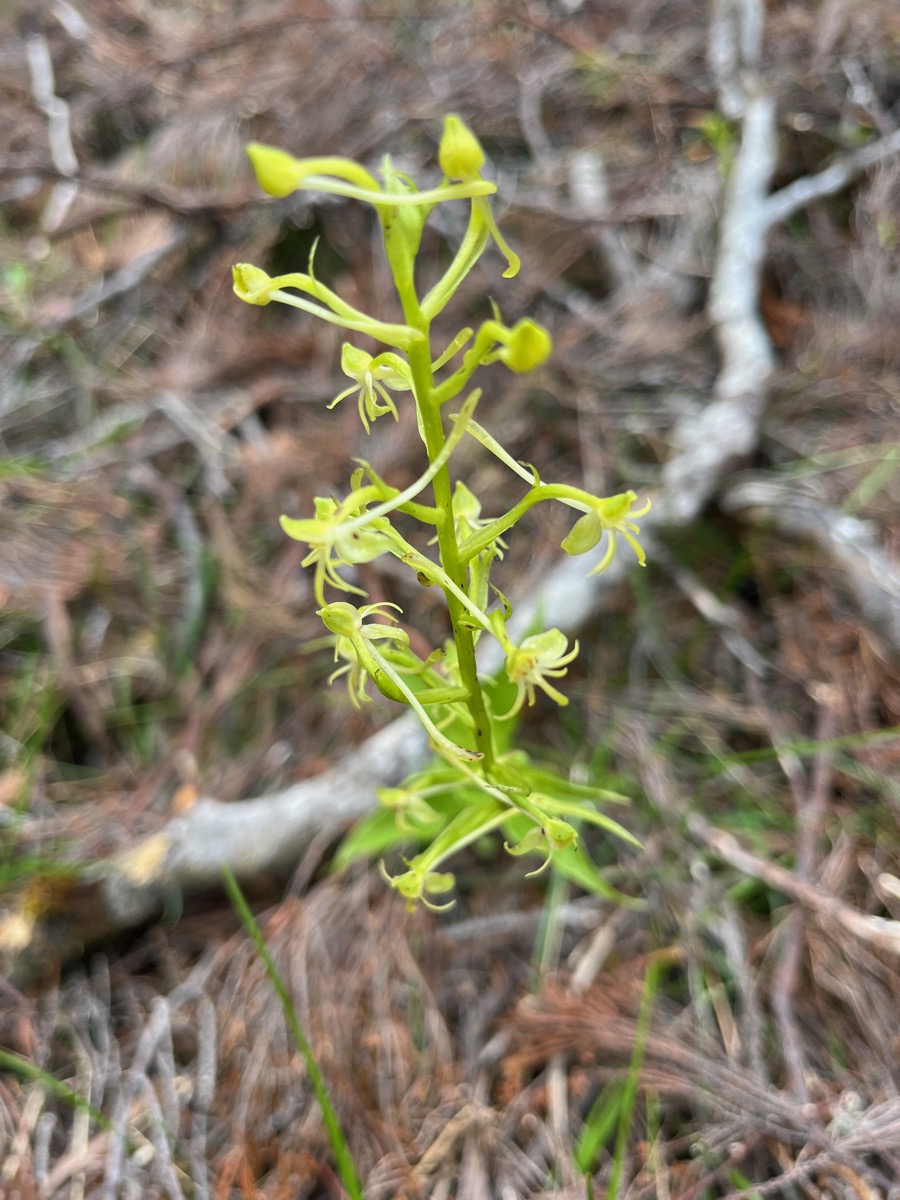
top-left (438, 115), bottom-right (486, 180)
top-left (498, 319), bottom-right (553, 373)
top-left (545, 818), bottom-right (577, 852)
top-left (232, 263), bottom-right (277, 305)
top-left (245, 142), bottom-right (304, 197)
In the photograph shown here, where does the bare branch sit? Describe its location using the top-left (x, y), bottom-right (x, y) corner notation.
top-left (721, 477), bottom-right (900, 661)
top-left (764, 126), bottom-right (900, 230)
top-left (25, 32), bottom-right (79, 232)
top-left (659, 89), bottom-right (777, 524)
top-left (690, 816), bottom-right (900, 956)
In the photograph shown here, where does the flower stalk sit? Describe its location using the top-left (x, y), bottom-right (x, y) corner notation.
top-left (234, 115), bottom-right (649, 906)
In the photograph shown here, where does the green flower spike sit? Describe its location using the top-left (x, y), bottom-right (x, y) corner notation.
top-left (561, 491), bottom-right (652, 575)
top-left (502, 628), bottom-right (580, 719)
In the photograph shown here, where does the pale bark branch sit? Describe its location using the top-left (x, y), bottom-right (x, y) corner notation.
top-left (763, 126), bottom-right (900, 230)
top-left (690, 817), bottom-right (900, 956)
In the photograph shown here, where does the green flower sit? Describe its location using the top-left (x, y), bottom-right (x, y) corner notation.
top-left (322, 601), bottom-right (409, 707)
top-left (438, 114), bottom-right (486, 180)
top-left (246, 140), bottom-right (494, 207)
top-left (318, 601), bottom-right (483, 762)
top-left (504, 817), bottom-right (578, 876)
top-left (492, 318), bottom-right (553, 373)
top-left (378, 862), bottom-right (457, 913)
top-left (232, 262), bottom-right (421, 350)
top-left (377, 781), bottom-right (445, 834)
top-left (329, 344), bottom-right (411, 433)
top-left (502, 628), bottom-right (580, 718)
top-left (280, 496), bottom-right (394, 606)
top-left (246, 143), bottom-right (382, 199)
top-left (435, 114), bottom-right (520, 278)
top-left (561, 491), bottom-right (651, 574)
top-left (231, 262), bottom-right (279, 305)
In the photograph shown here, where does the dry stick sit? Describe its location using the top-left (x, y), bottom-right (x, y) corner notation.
top-left (659, 0), bottom-right (776, 526)
top-left (720, 478), bottom-right (900, 662)
top-left (688, 816), bottom-right (900, 957)
top-left (662, 2), bottom-right (900, 528)
top-left (25, 31), bottom-right (78, 233)
top-left (762, 126), bottom-right (900, 230)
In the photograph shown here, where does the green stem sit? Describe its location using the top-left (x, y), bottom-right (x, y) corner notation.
top-left (458, 482), bottom-right (596, 563)
top-left (391, 275), bottom-right (496, 770)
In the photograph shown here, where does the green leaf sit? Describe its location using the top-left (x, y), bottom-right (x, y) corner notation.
top-left (333, 807), bottom-right (410, 871)
top-left (551, 843), bottom-right (640, 906)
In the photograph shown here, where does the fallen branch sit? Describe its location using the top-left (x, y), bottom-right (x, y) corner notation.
top-left (660, 0), bottom-right (900, 526)
top-left (721, 476), bottom-right (900, 662)
top-left (689, 815), bottom-right (900, 956)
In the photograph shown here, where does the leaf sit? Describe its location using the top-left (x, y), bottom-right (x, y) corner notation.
top-left (333, 807), bottom-right (412, 870)
top-left (551, 843), bottom-right (641, 906)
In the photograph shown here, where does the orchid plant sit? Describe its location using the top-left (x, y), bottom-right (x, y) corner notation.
top-left (234, 117), bottom-right (649, 909)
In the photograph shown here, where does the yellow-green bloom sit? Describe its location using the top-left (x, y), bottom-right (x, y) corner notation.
top-left (319, 600), bottom-right (483, 762)
top-left (232, 262), bottom-right (422, 349)
top-left (435, 114), bottom-right (520, 278)
top-left (379, 862), bottom-right (457, 912)
top-left (438, 114), bottom-right (486, 180)
top-left (492, 318), bottom-right (552, 373)
top-left (322, 601), bottom-right (409, 707)
top-left (246, 143), bottom-right (381, 199)
top-left (329, 345), bottom-right (411, 433)
top-left (232, 262), bottom-right (279, 305)
top-left (561, 491), bottom-right (651, 574)
top-left (502, 628), bottom-right (580, 718)
top-left (504, 817), bottom-right (578, 876)
top-left (280, 497), bottom-right (394, 606)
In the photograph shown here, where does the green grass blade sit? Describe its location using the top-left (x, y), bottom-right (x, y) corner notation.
top-left (574, 1079), bottom-right (626, 1173)
top-left (607, 957), bottom-right (660, 1200)
top-left (0, 1047), bottom-right (112, 1131)
top-left (221, 865), bottom-right (363, 1200)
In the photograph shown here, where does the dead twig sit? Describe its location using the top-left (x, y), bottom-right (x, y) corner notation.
top-left (721, 477), bottom-right (900, 663)
top-left (689, 815), bottom-right (900, 956)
